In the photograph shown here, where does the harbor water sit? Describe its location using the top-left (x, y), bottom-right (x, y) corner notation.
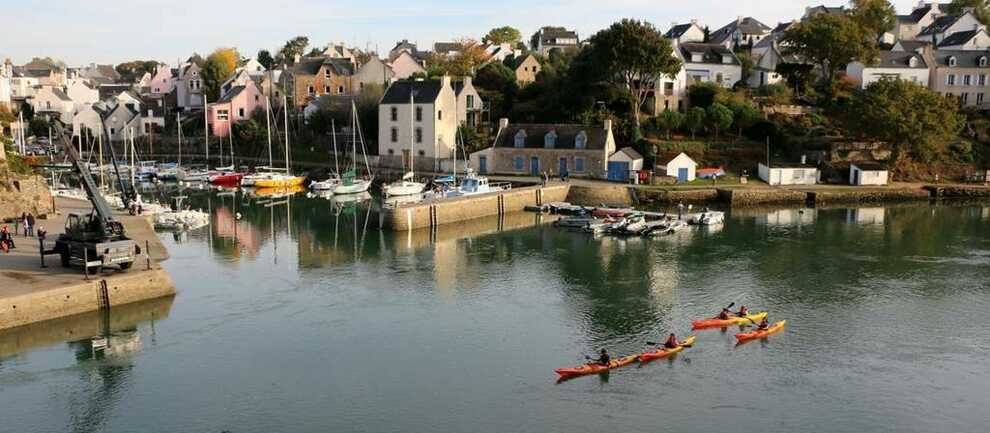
top-left (2, 190), bottom-right (989, 433)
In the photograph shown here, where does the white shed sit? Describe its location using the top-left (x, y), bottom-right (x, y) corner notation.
top-left (850, 162), bottom-right (889, 186)
top-left (606, 147), bottom-right (644, 182)
top-left (758, 162), bottom-right (819, 186)
top-left (656, 152), bottom-right (697, 182)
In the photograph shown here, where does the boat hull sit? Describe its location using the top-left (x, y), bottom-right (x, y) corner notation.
top-left (692, 312), bottom-right (768, 330)
top-left (637, 336), bottom-right (695, 362)
top-left (736, 320), bottom-right (786, 342)
top-left (254, 176), bottom-right (305, 188)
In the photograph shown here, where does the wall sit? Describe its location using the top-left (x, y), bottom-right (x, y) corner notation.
top-left (567, 184), bottom-right (635, 206)
top-left (850, 166), bottom-right (889, 186)
top-left (931, 67), bottom-right (990, 107)
top-left (759, 163), bottom-right (818, 185)
top-left (492, 148), bottom-right (607, 178)
top-left (0, 175), bottom-right (53, 221)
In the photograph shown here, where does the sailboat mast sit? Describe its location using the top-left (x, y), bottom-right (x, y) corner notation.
top-left (331, 119), bottom-right (339, 175)
top-left (266, 96), bottom-right (273, 169)
top-left (98, 123), bottom-right (105, 189)
top-left (409, 90), bottom-right (414, 176)
top-left (204, 93), bottom-right (210, 166)
top-left (283, 93), bottom-right (290, 175)
top-left (177, 111), bottom-right (183, 167)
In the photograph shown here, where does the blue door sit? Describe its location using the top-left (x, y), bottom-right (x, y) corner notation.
top-left (479, 156), bottom-right (487, 174)
top-left (607, 161), bottom-right (628, 182)
top-left (530, 156), bottom-right (540, 176)
top-left (678, 167), bottom-right (689, 182)
top-left (559, 158), bottom-right (567, 175)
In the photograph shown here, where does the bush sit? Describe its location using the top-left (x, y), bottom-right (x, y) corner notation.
top-left (755, 83), bottom-right (793, 105)
top-left (687, 82), bottom-right (721, 109)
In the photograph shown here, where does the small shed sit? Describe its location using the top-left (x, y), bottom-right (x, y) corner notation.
top-left (850, 162), bottom-right (888, 186)
top-left (758, 162), bottom-right (819, 186)
top-left (656, 152), bottom-right (697, 182)
top-left (607, 147), bottom-right (644, 182)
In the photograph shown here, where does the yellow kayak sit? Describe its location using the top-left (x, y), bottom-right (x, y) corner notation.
top-left (637, 335), bottom-right (695, 362)
top-left (692, 311), bottom-right (768, 329)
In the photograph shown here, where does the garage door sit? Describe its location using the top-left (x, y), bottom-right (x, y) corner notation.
top-left (607, 161), bottom-right (628, 182)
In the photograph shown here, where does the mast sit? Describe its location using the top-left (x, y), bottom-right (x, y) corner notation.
top-left (177, 111), bottom-right (183, 167)
top-left (229, 123), bottom-right (234, 169)
top-left (282, 93), bottom-right (290, 175)
top-left (266, 95), bottom-right (273, 170)
top-left (97, 123), bottom-right (104, 189)
top-left (129, 127), bottom-right (135, 187)
top-left (204, 93), bottom-right (210, 167)
top-left (409, 89), bottom-right (415, 177)
top-left (331, 119), bottom-right (339, 175)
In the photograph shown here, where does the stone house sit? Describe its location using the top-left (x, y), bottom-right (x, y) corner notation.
top-left (351, 57), bottom-right (394, 92)
top-left (476, 118), bottom-right (616, 179)
top-left (286, 56), bottom-right (357, 109)
top-left (377, 77), bottom-right (458, 172)
top-left (508, 54), bottom-right (541, 86)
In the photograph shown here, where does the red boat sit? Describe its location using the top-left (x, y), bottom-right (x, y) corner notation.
top-left (209, 173), bottom-right (244, 185)
top-left (592, 207), bottom-right (634, 218)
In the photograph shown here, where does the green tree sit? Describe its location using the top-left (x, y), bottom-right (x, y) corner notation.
top-left (705, 103), bottom-right (734, 141)
top-left (307, 108), bottom-right (340, 136)
top-left (257, 50), bottom-right (274, 69)
top-left (275, 36), bottom-right (310, 64)
top-left (203, 47), bottom-right (240, 101)
top-left (655, 109), bottom-right (684, 139)
top-left (29, 117), bottom-right (50, 138)
top-left (483, 26), bottom-right (522, 45)
top-left (844, 79), bottom-right (964, 162)
top-left (755, 83), bottom-right (793, 105)
top-left (776, 63), bottom-right (815, 96)
top-left (850, 0), bottom-right (896, 42)
top-left (585, 19), bottom-right (682, 139)
top-left (687, 82), bottom-right (721, 109)
top-left (944, 0), bottom-right (990, 25)
top-left (731, 103), bottom-right (762, 138)
top-left (475, 62), bottom-right (519, 120)
top-left (782, 12), bottom-right (875, 91)
top-left (115, 60), bottom-right (160, 81)
top-left (685, 107), bottom-right (706, 139)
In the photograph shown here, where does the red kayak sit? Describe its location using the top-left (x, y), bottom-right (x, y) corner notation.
top-left (209, 173), bottom-right (244, 185)
top-left (736, 320), bottom-right (786, 342)
top-left (637, 336), bottom-right (695, 363)
top-left (692, 311), bottom-right (767, 330)
top-left (555, 354), bottom-right (638, 378)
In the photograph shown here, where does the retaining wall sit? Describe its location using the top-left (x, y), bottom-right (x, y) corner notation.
top-left (716, 188), bottom-right (807, 206)
top-left (382, 183), bottom-right (570, 231)
top-left (925, 185), bottom-right (990, 198)
top-left (808, 188), bottom-right (930, 205)
top-left (566, 184), bottom-right (636, 206)
top-left (633, 188), bottom-right (719, 205)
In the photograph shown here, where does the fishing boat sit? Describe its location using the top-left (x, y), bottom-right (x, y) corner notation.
top-left (331, 102), bottom-right (374, 195)
top-left (383, 91), bottom-right (426, 197)
top-left (444, 169), bottom-right (511, 198)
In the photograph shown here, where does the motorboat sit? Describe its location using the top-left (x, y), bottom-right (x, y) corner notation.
top-left (310, 176), bottom-right (340, 191)
top-left (444, 169), bottom-right (510, 198)
top-left (554, 216), bottom-right (601, 229)
top-left (209, 166), bottom-right (243, 186)
top-left (383, 172), bottom-right (426, 197)
top-left (690, 210), bottom-right (726, 226)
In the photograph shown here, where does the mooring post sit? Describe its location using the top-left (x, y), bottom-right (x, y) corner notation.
top-left (39, 238), bottom-right (47, 268)
top-left (84, 248), bottom-right (89, 280)
top-left (145, 240), bottom-right (151, 270)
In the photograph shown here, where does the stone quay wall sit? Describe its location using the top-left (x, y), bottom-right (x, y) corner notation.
top-left (382, 183), bottom-right (570, 231)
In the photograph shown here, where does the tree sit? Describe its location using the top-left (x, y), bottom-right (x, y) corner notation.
top-left (257, 50), bottom-right (274, 69)
top-left (275, 36), bottom-right (309, 64)
top-left (427, 38), bottom-right (489, 77)
top-left (475, 62), bottom-right (519, 119)
top-left (844, 79), bottom-right (964, 161)
top-left (307, 108), bottom-right (340, 136)
top-left (850, 0), bottom-right (896, 42)
top-left (483, 26), bottom-right (522, 45)
top-left (687, 82), bottom-right (721, 109)
top-left (655, 109), bottom-right (685, 139)
top-left (585, 19), bottom-right (682, 139)
top-left (782, 12), bottom-right (875, 91)
top-left (731, 103), bottom-right (762, 138)
top-left (29, 117), bottom-right (50, 138)
top-left (115, 60), bottom-right (160, 81)
top-left (776, 63), bottom-right (815, 96)
top-left (203, 47), bottom-right (240, 101)
top-left (705, 103), bottom-right (733, 141)
top-left (944, 0), bottom-right (990, 25)
top-left (685, 107), bottom-right (706, 139)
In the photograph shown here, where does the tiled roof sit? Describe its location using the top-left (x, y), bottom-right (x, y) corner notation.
top-left (919, 14), bottom-right (962, 36)
top-left (494, 123), bottom-right (608, 150)
top-left (872, 51), bottom-right (928, 68)
top-left (665, 23), bottom-right (696, 39)
top-left (217, 85), bottom-right (246, 103)
top-left (931, 49), bottom-right (990, 67)
top-left (616, 147), bottom-right (643, 160)
top-left (710, 17), bottom-right (771, 44)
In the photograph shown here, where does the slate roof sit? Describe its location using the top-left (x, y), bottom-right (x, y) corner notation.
top-left (380, 80), bottom-right (444, 104)
top-left (872, 51), bottom-right (928, 68)
top-left (938, 29), bottom-right (981, 47)
top-left (679, 43), bottom-right (741, 65)
top-left (710, 17), bottom-right (771, 44)
top-left (494, 124), bottom-right (608, 150)
top-left (217, 85), bottom-right (246, 103)
top-left (893, 40), bottom-right (932, 52)
top-left (391, 40), bottom-right (417, 53)
top-left (508, 53), bottom-right (538, 69)
top-left (50, 88), bottom-right (73, 102)
top-left (919, 14), bottom-right (962, 36)
top-left (897, 4), bottom-right (935, 23)
top-left (434, 42), bottom-right (464, 54)
top-left (291, 57), bottom-right (355, 77)
top-left (665, 23), bottom-right (696, 39)
top-left (538, 28), bottom-right (579, 45)
top-left (931, 49), bottom-right (990, 67)
top-left (615, 147), bottom-right (643, 160)
top-left (804, 5), bottom-right (846, 18)
top-left (771, 21), bottom-right (796, 34)
top-left (97, 64), bottom-right (120, 81)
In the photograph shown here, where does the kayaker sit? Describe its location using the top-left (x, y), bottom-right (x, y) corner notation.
top-left (756, 317), bottom-right (770, 331)
top-left (717, 307), bottom-right (732, 320)
top-left (663, 333), bottom-right (679, 349)
top-left (594, 349), bottom-right (611, 366)
top-left (737, 306), bottom-right (750, 317)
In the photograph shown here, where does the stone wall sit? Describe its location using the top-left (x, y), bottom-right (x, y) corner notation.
top-left (566, 184), bottom-right (635, 206)
top-left (492, 149), bottom-right (608, 179)
top-left (382, 183), bottom-right (570, 231)
top-left (716, 188), bottom-right (807, 206)
top-left (633, 188), bottom-right (719, 205)
top-left (925, 185), bottom-right (990, 198)
top-left (0, 174), bottom-right (52, 222)
top-left (809, 188), bottom-right (930, 205)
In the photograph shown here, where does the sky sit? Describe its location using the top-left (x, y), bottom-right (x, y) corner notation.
top-left (4, 0), bottom-right (925, 66)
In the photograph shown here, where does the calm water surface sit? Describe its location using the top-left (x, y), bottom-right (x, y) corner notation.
top-left (2, 191), bottom-right (990, 433)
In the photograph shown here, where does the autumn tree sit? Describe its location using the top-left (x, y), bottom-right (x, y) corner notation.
top-left (203, 47), bottom-right (240, 101)
top-left (850, 0), bottom-right (896, 43)
top-left (844, 79), bottom-right (964, 161)
top-left (782, 12), bottom-right (874, 91)
top-left (427, 38), bottom-right (488, 77)
top-left (585, 19), bottom-right (682, 139)
top-left (483, 26), bottom-right (522, 45)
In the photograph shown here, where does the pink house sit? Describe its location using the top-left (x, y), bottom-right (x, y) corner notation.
top-left (207, 81), bottom-right (268, 137)
top-left (148, 65), bottom-right (174, 95)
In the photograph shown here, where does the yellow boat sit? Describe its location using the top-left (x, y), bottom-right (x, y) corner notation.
top-left (637, 335), bottom-right (695, 362)
top-left (692, 311), bottom-right (768, 329)
top-left (254, 176), bottom-right (305, 188)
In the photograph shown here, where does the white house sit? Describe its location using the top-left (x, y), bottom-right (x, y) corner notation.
top-left (72, 102), bottom-right (109, 139)
top-left (389, 51), bottom-right (427, 80)
top-left (607, 147), bottom-right (644, 183)
top-left (850, 162), bottom-right (889, 186)
top-left (0, 59), bottom-right (12, 108)
top-left (917, 11), bottom-right (984, 45)
top-left (241, 58), bottom-right (267, 76)
top-left (758, 162), bottom-right (819, 185)
top-left (31, 86), bottom-right (74, 123)
top-left (378, 77), bottom-right (458, 172)
top-left (173, 62), bottom-right (204, 110)
top-left (66, 79), bottom-right (100, 110)
top-left (677, 42), bottom-right (743, 88)
top-left (846, 51), bottom-right (930, 88)
top-left (453, 76), bottom-right (482, 127)
top-left (664, 21), bottom-right (706, 43)
top-left (895, 2), bottom-right (943, 41)
top-left (656, 152), bottom-right (697, 183)
top-left (709, 16), bottom-right (771, 49)
top-left (748, 43), bottom-right (794, 88)
top-left (531, 27), bottom-right (580, 56)
top-left (937, 29), bottom-right (990, 50)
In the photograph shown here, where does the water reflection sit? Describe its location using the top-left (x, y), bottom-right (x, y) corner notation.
top-left (846, 207), bottom-right (885, 225)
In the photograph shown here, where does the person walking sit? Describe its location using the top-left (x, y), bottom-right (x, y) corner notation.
top-left (26, 213), bottom-right (35, 237)
top-left (22, 213), bottom-right (29, 237)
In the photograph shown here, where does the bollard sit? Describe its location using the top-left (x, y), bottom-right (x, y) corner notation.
top-left (84, 248), bottom-right (89, 280)
top-left (145, 240), bottom-right (151, 270)
top-left (39, 238), bottom-right (47, 268)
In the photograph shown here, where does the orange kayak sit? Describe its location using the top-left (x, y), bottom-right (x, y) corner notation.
top-left (637, 336), bottom-right (695, 363)
top-left (555, 354), bottom-right (638, 378)
top-left (735, 320), bottom-right (786, 342)
top-left (692, 311), bottom-right (768, 330)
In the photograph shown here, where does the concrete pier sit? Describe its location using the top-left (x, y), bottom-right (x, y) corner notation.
top-left (0, 198), bottom-right (176, 331)
top-left (381, 183), bottom-right (570, 231)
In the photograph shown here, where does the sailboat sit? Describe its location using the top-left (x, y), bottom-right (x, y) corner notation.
top-left (382, 90), bottom-right (426, 197)
top-left (242, 89), bottom-right (281, 186)
top-left (158, 112), bottom-right (187, 181)
top-left (209, 120), bottom-right (243, 185)
top-left (331, 101), bottom-right (374, 195)
top-left (186, 95), bottom-right (214, 182)
top-left (309, 119), bottom-right (341, 191)
top-left (254, 94), bottom-right (305, 188)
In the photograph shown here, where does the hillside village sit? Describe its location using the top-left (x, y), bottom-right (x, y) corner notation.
top-left (3, 1), bottom-right (990, 187)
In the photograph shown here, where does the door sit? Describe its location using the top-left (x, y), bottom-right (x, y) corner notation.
top-left (479, 156), bottom-right (488, 174)
top-left (559, 157), bottom-right (567, 175)
top-left (678, 167), bottom-right (689, 182)
top-left (607, 161), bottom-right (628, 182)
top-left (530, 156), bottom-right (540, 176)
top-left (853, 169), bottom-right (860, 185)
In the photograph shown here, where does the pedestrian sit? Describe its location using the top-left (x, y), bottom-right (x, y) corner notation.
top-left (22, 213), bottom-right (29, 237)
top-left (26, 213), bottom-right (35, 237)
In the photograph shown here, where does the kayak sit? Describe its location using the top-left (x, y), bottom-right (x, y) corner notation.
top-left (692, 311), bottom-right (768, 330)
top-left (637, 336), bottom-right (695, 363)
top-left (735, 320), bottom-right (786, 342)
top-left (555, 354), bottom-right (638, 378)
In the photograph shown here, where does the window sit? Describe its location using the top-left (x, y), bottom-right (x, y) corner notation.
top-left (324, 69), bottom-right (331, 79)
top-left (979, 93), bottom-right (985, 104)
top-left (308, 86), bottom-right (315, 95)
top-left (325, 86), bottom-right (330, 93)
top-left (949, 56), bottom-right (957, 67)
top-left (415, 106), bottom-right (422, 122)
top-left (962, 92), bottom-right (969, 104)
top-left (575, 157), bottom-right (585, 172)
top-left (388, 149), bottom-right (394, 155)
top-left (337, 86), bottom-right (344, 94)
top-left (418, 150), bottom-right (425, 157)
top-left (438, 110), bottom-right (442, 120)
top-left (981, 56), bottom-right (988, 67)
top-left (575, 131), bottom-right (587, 149)
top-left (981, 74), bottom-right (988, 86)
top-left (217, 110), bottom-right (229, 120)
top-left (544, 131), bottom-right (557, 148)
top-left (238, 108), bottom-right (245, 117)
top-left (110, 128), bottom-right (116, 135)
top-left (964, 75), bottom-right (972, 86)
top-left (415, 127), bottom-right (423, 143)
top-left (514, 156), bottom-right (524, 170)
top-left (514, 130), bottom-right (526, 147)
top-left (390, 127), bottom-right (398, 142)
top-left (467, 95), bottom-right (474, 108)
top-left (664, 82), bottom-right (674, 96)
top-left (390, 107), bottom-right (398, 121)
top-left (947, 74), bottom-right (956, 86)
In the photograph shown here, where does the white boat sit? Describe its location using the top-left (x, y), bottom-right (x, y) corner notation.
top-left (384, 172), bottom-right (426, 197)
top-left (331, 102), bottom-right (374, 195)
top-left (332, 177), bottom-right (372, 194)
top-left (310, 176), bottom-right (340, 191)
top-left (690, 210), bottom-right (725, 226)
top-left (153, 196), bottom-right (209, 231)
top-left (445, 169), bottom-right (510, 198)
top-left (157, 164), bottom-right (186, 181)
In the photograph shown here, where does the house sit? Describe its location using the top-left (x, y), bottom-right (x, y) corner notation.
top-left (482, 42), bottom-right (521, 64)
top-left (508, 54), bottom-right (541, 86)
top-left (258, 69), bottom-right (285, 104)
top-left (351, 57), bottom-right (394, 92)
top-left (102, 102), bottom-right (143, 141)
top-left (30, 86), bottom-right (74, 123)
top-left (388, 40), bottom-right (420, 62)
top-left (531, 27), bottom-right (580, 56)
top-left (113, 90), bottom-right (143, 111)
top-left (895, 2), bottom-right (944, 41)
top-left (758, 162), bottom-right (819, 185)
top-left (748, 43), bottom-right (797, 88)
top-left (173, 62), bottom-right (204, 110)
top-left (241, 58), bottom-right (267, 76)
top-left (286, 56), bottom-right (357, 109)
top-left (20, 59), bottom-right (66, 87)
top-left (845, 51), bottom-right (930, 88)
top-left (66, 79), bottom-right (100, 110)
top-left (607, 147), bottom-right (644, 183)
top-left (433, 42), bottom-right (464, 57)
top-left (752, 21), bottom-right (798, 58)
top-left (377, 77), bottom-right (458, 172)
top-left (665, 21), bottom-right (706, 43)
top-left (655, 152), bottom-right (697, 183)
top-left (917, 11), bottom-right (984, 45)
top-left (929, 50), bottom-right (990, 107)
top-left (71, 101), bottom-right (110, 139)
top-left (709, 17), bottom-right (771, 49)
top-left (803, 5), bottom-right (846, 19)
top-left (0, 59), bottom-right (12, 108)
top-left (139, 95), bottom-right (167, 133)
top-left (937, 29), bottom-right (990, 50)
top-left (453, 76), bottom-right (482, 127)
top-left (389, 51), bottom-right (428, 80)
top-left (147, 64), bottom-right (174, 96)
top-left (76, 63), bottom-right (121, 84)
top-left (678, 42), bottom-right (743, 88)
top-left (850, 162), bottom-right (889, 186)
top-left (650, 58), bottom-right (688, 113)
top-left (220, 68), bottom-right (254, 100)
top-left (474, 118), bottom-right (616, 178)
top-left (207, 81), bottom-right (267, 137)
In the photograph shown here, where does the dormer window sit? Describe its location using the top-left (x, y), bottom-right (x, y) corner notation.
top-left (544, 130), bottom-right (557, 149)
top-left (575, 131), bottom-right (587, 149)
top-left (514, 130), bottom-right (526, 148)
top-left (949, 56), bottom-right (957, 67)
top-left (691, 53), bottom-right (703, 62)
top-left (980, 56), bottom-right (988, 67)
top-left (909, 57), bottom-right (918, 67)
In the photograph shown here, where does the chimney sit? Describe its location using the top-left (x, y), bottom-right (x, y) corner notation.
top-left (499, 118), bottom-right (509, 130)
top-left (690, 18), bottom-right (697, 25)
top-left (441, 74), bottom-right (452, 89)
top-left (737, 16), bottom-right (743, 24)
top-left (463, 75), bottom-right (472, 87)
top-left (293, 53), bottom-right (301, 64)
top-left (603, 119), bottom-right (613, 132)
